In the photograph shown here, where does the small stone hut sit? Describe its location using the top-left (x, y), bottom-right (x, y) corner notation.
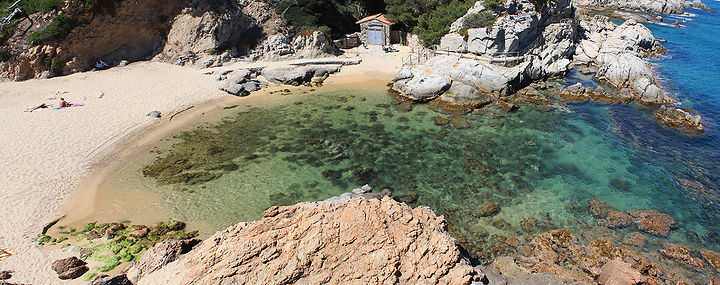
top-left (356, 13), bottom-right (394, 46)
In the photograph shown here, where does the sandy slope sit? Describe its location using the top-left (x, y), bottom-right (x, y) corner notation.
top-left (0, 46), bottom-right (406, 284)
top-left (0, 62), bottom-right (229, 284)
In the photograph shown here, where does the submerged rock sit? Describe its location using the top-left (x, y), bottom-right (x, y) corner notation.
top-left (627, 209), bottom-right (677, 237)
top-left (476, 201), bottom-right (501, 217)
top-left (622, 232), bottom-right (647, 247)
top-left (448, 116), bottom-right (471, 129)
top-left (599, 210), bottom-right (633, 228)
top-left (659, 243), bottom-right (705, 269)
top-left (137, 197), bottom-right (482, 284)
top-left (434, 117), bottom-right (450, 126)
top-left (588, 198), bottom-right (613, 219)
top-left (701, 249), bottom-right (720, 273)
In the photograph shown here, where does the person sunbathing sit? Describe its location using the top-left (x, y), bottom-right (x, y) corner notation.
top-left (59, 98), bottom-right (71, 108)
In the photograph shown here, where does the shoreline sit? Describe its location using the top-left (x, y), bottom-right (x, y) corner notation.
top-left (0, 46), bottom-right (403, 283)
top-left (58, 74), bottom-right (397, 236)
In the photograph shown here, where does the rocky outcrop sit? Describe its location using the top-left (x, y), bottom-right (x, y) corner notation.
top-left (125, 239), bottom-right (200, 283)
top-left (257, 31), bottom-right (341, 61)
top-left (575, 17), bottom-right (674, 105)
top-left (701, 249), bottom-right (720, 273)
top-left (573, 0), bottom-right (705, 14)
top-left (134, 196), bottom-right (483, 284)
top-left (261, 64), bottom-right (342, 86)
top-left (654, 105), bottom-right (705, 132)
top-left (393, 0), bottom-right (577, 110)
top-left (0, 0), bottom-right (339, 80)
top-left (154, 0), bottom-right (277, 68)
top-left (557, 82), bottom-right (633, 103)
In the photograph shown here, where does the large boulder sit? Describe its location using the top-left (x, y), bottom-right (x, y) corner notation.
top-left (51, 256), bottom-right (88, 280)
top-left (261, 65), bottom-right (341, 85)
top-left (440, 33), bottom-right (468, 53)
top-left (598, 258), bottom-right (646, 285)
top-left (136, 197), bottom-right (483, 284)
top-left (575, 17), bottom-right (674, 105)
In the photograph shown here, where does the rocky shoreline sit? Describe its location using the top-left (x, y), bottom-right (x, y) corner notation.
top-left (53, 186), bottom-right (720, 284)
top-left (390, 0), bottom-right (707, 133)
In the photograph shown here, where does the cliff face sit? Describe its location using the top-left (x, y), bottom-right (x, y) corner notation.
top-left (0, 0), bottom-right (338, 80)
top-left (133, 197), bottom-right (483, 284)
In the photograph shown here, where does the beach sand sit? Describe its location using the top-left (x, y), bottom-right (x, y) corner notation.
top-left (0, 46), bottom-right (405, 284)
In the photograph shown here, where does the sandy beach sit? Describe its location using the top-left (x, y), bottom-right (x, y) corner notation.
top-left (0, 46), bottom-right (405, 284)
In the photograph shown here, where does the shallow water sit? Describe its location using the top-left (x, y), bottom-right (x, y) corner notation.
top-left (93, 4), bottom-right (720, 273)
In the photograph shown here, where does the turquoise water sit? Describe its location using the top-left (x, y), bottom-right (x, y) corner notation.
top-left (99, 5), bottom-right (720, 278)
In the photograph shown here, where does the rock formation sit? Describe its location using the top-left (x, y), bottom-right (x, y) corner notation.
top-left (573, 0), bottom-right (707, 14)
top-left (574, 17), bottom-right (673, 105)
top-left (393, 0), bottom-right (704, 132)
top-left (0, 0), bottom-right (340, 80)
top-left (659, 243), bottom-right (705, 269)
top-left (133, 196), bottom-right (483, 284)
top-left (654, 105), bottom-right (705, 132)
top-left (394, 0), bottom-right (577, 108)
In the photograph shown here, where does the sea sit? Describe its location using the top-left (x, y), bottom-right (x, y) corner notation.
top-left (90, 2), bottom-right (720, 279)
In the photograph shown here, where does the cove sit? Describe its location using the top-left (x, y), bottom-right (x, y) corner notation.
top-left (72, 80), bottom-right (717, 265)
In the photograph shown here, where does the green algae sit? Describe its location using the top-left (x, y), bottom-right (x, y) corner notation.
top-left (41, 220), bottom-right (198, 274)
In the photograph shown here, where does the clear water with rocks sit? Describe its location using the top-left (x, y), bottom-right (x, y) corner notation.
top-left (102, 4), bottom-right (719, 272)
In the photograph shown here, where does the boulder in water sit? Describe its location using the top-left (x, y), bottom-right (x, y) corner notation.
top-left (627, 209), bottom-right (677, 237)
top-left (654, 105), bottom-right (704, 132)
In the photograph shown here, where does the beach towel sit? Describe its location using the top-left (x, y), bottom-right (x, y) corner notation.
top-left (53, 103), bottom-right (85, 110)
top-left (0, 249), bottom-right (11, 260)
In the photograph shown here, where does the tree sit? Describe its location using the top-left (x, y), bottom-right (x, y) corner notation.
top-left (411, 0), bottom-right (474, 45)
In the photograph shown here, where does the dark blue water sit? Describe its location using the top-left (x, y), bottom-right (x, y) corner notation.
top-left (608, 4), bottom-right (720, 234)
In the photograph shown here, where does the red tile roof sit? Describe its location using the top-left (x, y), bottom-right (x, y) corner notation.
top-left (355, 13), bottom-right (394, 25)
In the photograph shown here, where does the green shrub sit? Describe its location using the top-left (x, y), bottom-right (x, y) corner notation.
top-left (484, 0), bottom-right (502, 9)
top-left (0, 51), bottom-right (10, 62)
top-left (27, 13), bottom-right (76, 45)
top-left (462, 11), bottom-right (496, 29)
top-left (81, 222), bottom-right (96, 233)
top-left (20, 0), bottom-right (63, 13)
top-left (413, 0), bottom-right (474, 45)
